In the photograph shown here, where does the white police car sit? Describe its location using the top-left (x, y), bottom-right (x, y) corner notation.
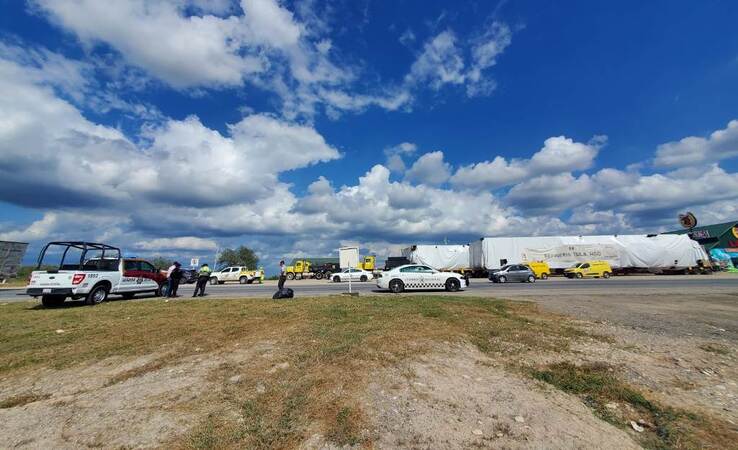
top-left (376, 264), bottom-right (468, 293)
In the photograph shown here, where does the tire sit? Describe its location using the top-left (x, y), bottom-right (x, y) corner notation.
top-left (498, 275), bottom-right (507, 283)
top-left (389, 279), bottom-right (405, 293)
top-left (541, 273), bottom-right (549, 280)
top-left (527, 275), bottom-right (536, 283)
top-left (315, 272), bottom-right (323, 280)
top-left (239, 276), bottom-right (248, 284)
top-left (41, 295), bottom-right (65, 308)
top-left (360, 275), bottom-right (368, 282)
top-left (603, 272), bottom-right (611, 279)
top-left (286, 273), bottom-right (295, 280)
top-left (121, 293), bottom-right (135, 299)
top-left (445, 278), bottom-right (461, 292)
top-left (209, 277), bottom-right (218, 285)
top-left (576, 272), bottom-right (583, 279)
top-left (333, 275), bottom-right (341, 283)
top-left (85, 284), bottom-right (109, 305)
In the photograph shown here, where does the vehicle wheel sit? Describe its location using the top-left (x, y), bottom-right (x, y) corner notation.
top-left (41, 295), bottom-right (65, 308)
top-left (389, 279), bottom-right (405, 293)
top-left (360, 275), bottom-right (368, 282)
top-left (498, 275), bottom-right (507, 283)
top-left (603, 272), bottom-right (611, 279)
top-left (527, 275), bottom-right (536, 283)
top-left (445, 278), bottom-right (461, 292)
top-left (85, 284), bottom-right (109, 305)
top-left (239, 276), bottom-right (248, 284)
top-left (286, 273), bottom-right (295, 280)
top-left (333, 275), bottom-right (341, 283)
top-left (209, 277), bottom-right (218, 285)
top-left (315, 273), bottom-right (323, 280)
top-left (576, 273), bottom-right (583, 279)
top-left (541, 273), bottom-right (549, 280)
top-left (121, 293), bottom-right (135, 299)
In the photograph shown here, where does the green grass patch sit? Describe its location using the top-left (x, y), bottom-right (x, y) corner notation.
top-left (531, 362), bottom-right (736, 450)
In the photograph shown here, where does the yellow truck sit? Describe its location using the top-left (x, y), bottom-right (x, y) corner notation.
top-left (284, 260), bottom-right (310, 280)
top-left (523, 261), bottom-right (551, 279)
top-left (564, 260), bottom-right (612, 279)
top-left (357, 255), bottom-right (376, 271)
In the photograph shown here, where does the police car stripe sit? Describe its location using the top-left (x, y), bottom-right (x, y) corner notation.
top-left (405, 282), bottom-right (448, 289)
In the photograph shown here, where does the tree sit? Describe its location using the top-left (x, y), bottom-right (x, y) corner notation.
top-left (217, 246), bottom-right (259, 269)
top-left (150, 256), bottom-right (173, 270)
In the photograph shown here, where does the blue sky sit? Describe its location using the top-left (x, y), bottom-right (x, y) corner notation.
top-left (1, 0), bottom-right (737, 273)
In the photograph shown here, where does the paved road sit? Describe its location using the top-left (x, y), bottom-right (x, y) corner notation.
top-left (2, 274), bottom-right (738, 302)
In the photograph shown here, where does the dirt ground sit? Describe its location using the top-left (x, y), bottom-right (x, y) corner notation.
top-left (364, 343), bottom-right (641, 450)
top-left (0, 293), bottom-right (736, 449)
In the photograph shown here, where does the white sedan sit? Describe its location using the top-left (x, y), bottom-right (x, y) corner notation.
top-left (376, 264), bottom-right (468, 293)
top-left (331, 268), bottom-right (374, 282)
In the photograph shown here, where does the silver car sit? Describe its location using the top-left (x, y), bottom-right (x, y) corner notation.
top-left (489, 264), bottom-right (536, 283)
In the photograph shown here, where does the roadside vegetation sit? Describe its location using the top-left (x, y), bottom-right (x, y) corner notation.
top-left (1, 296), bottom-right (734, 449)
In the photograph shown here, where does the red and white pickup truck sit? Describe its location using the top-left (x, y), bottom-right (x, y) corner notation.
top-left (26, 241), bottom-right (168, 307)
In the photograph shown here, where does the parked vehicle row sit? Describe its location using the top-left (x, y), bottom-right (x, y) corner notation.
top-left (24, 240), bottom-right (623, 308)
top-left (284, 256), bottom-right (375, 280)
top-left (488, 260), bottom-right (614, 283)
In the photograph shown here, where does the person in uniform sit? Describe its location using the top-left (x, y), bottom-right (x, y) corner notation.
top-left (193, 263), bottom-right (211, 297)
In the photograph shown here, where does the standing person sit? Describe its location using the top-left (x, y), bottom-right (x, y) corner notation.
top-left (165, 262), bottom-right (177, 297)
top-left (168, 262), bottom-right (183, 297)
top-left (193, 263), bottom-right (211, 297)
top-left (278, 260), bottom-right (286, 290)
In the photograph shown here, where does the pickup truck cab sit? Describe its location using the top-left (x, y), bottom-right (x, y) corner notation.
top-left (26, 242), bottom-right (167, 307)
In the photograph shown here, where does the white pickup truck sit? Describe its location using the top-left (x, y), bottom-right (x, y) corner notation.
top-left (26, 242), bottom-right (167, 307)
top-left (208, 266), bottom-right (264, 285)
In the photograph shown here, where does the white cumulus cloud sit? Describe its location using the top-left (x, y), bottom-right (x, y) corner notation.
top-left (452, 136), bottom-right (602, 190)
top-left (654, 120), bottom-right (738, 168)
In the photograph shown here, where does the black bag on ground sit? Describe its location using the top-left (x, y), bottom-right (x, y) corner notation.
top-left (272, 288), bottom-right (294, 299)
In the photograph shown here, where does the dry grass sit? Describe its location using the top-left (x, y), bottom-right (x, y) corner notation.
top-left (0, 392), bottom-right (50, 409)
top-left (698, 343), bottom-right (731, 356)
top-left (1, 295), bottom-right (735, 449)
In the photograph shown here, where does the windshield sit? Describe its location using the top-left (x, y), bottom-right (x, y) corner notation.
top-left (500, 265), bottom-right (512, 271)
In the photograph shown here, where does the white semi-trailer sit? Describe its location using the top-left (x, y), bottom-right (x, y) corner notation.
top-left (401, 244), bottom-right (470, 272)
top-left (469, 234), bottom-right (708, 273)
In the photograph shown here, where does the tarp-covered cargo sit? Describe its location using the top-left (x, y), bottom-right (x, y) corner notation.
top-left (402, 245), bottom-right (470, 270)
top-left (470, 235), bottom-right (707, 270)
